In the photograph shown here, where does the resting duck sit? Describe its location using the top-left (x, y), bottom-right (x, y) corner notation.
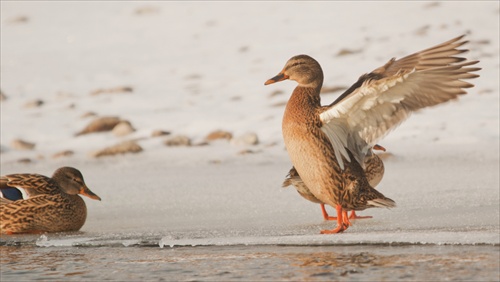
top-left (265, 35), bottom-right (480, 233)
top-left (0, 167), bottom-right (101, 234)
top-left (283, 144), bottom-right (386, 221)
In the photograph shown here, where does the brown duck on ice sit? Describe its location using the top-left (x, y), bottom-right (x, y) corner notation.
top-left (265, 35), bottom-right (480, 234)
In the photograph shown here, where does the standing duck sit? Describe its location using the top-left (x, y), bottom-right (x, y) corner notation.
top-left (265, 35), bottom-right (480, 234)
top-left (0, 167), bottom-right (101, 234)
top-left (283, 144), bottom-right (386, 221)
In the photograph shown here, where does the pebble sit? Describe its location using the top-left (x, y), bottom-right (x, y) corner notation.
top-left (52, 150), bottom-right (74, 159)
top-left (151, 130), bottom-right (171, 137)
top-left (336, 48), bottom-right (362, 57)
top-left (75, 116), bottom-right (122, 136)
top-left (112, 121), bottom-right (136, 137)
top-left (271, 101), bottom-right (287, 107)
top-left (205, 130), bottom-right (232, 141)
top-left (80, 111), bottom-right (98, 118)
top-left (230, 132), bottom-right (259, 146)
top-left (164, 135), bottom-right (191, 146)
top-left (17, 158), bottom-right (32, 164)
top-left (23, 99), bottom-right (44, 108)
top-left (90, 86), bottom-right (133, 96)
top-left (11, 139), bottom-right (35, 150)
top-left (237, 149), bottom-right (259, 155)
top-left (91, 140), bottom-right (143, 158)
top-left (268, 89), bottom-right (284, 97)
top-left (7, 16), bottom-right (29, 24)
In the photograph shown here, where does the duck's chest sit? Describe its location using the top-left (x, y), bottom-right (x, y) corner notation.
top-left (36, 194), bottom-right (88, 232)
top-left (282, 110), bottom-right (334, 175)
top-left (282, 108), bottom-right (324, 157)
top-left (281, 91), bottom-right (342, 203)
top-left (281, 89), bottom-right (328, 159)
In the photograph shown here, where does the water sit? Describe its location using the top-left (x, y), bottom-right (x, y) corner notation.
top-left (1, 243), bottom-right (499, 281)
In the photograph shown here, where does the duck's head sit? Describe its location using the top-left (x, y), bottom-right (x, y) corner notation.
top-left (52, 167), bottom-right (101, 201)
top-left (264, 54), bottom-right (324, 89)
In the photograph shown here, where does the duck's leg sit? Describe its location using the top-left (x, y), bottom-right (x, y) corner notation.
top-left (348, 211), bottom-right (373, 220)
top-left (320, 204), bottom-right (348, 234)
top-left (342, 210), bottom-right (352, 226)
top-left (321, 204), bottom-right (372, 220)
top-left (320, 204), bottom-right (339, 220)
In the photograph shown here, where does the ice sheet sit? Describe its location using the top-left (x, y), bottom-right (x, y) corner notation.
top-left (1, 1), bottom-right (498, 247)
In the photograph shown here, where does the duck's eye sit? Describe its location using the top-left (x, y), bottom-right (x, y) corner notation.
top-left (73, 178), bottom-right (83, 184)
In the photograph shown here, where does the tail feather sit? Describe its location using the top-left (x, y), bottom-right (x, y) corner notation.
top-left (282, 167), bottom-right (299, 188)
top-left (367, 197), bottom-right (396, 209)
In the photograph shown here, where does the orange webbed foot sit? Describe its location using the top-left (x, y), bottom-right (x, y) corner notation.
top-left (320, 205), bottom-right (349, 234)
top-left (320, 224), bottom-right (347, 234)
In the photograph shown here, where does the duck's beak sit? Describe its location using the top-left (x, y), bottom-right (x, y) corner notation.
top-left (373, 144), bottom-right (386, 152)
top-left (80, 186), bottom-right (102, 201)
top-left (265, 72), bottom-right (289, 85)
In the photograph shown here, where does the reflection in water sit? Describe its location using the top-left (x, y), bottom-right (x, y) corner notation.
top-left (1, 246), bottom-right (89, 279)
top-left (1, 245), bottom-right (499, 281)
top-left (285, 248), bottom-right (498, 280)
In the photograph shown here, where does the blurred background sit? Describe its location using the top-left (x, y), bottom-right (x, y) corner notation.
top-left (1, 1), bottom-right (498, 165)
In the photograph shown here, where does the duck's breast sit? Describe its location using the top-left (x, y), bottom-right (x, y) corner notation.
top-left (282, 95), bottom-right (343, 206)
top-left (32, 195), bottom-right (88, 232)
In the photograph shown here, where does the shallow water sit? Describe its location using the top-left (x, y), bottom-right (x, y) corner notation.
top-left (1, 244), bottom-right (499, 281)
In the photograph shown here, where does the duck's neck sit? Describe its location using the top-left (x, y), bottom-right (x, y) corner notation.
top-left (283, 85), bottom-right (323, 128)
top-left (290, 85), bottom-right (322, 109)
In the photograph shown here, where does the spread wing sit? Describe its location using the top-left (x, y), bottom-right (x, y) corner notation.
top-left (319, 35), bottom-right (480, 169)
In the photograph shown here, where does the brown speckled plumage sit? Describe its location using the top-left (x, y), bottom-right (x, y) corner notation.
top-left (283, 147), bottom-right (385, 207)
top-left (265, 35), bottom-right (479, 233)
top-left (270, 59), bottom-right (395, 217)
top-left (0, 167), bottom-right (101, 234)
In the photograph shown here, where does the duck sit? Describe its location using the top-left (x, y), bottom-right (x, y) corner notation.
top-left (283, 144), bottom-right (386, 221)
top-left (0, 167), bottom-right (101, 234)
top-left (265, 35), bottom-right (480, 234)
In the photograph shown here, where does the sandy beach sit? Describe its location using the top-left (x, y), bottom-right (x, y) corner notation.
top-left (1, 1), bottom-right (499, 281)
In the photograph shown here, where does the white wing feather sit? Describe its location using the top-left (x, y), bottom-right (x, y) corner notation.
top-left (320, 61), bottom-right (478, 169)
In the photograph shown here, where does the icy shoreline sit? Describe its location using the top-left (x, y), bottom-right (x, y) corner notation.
top-left (1, 0), bottom-right (499, 249)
